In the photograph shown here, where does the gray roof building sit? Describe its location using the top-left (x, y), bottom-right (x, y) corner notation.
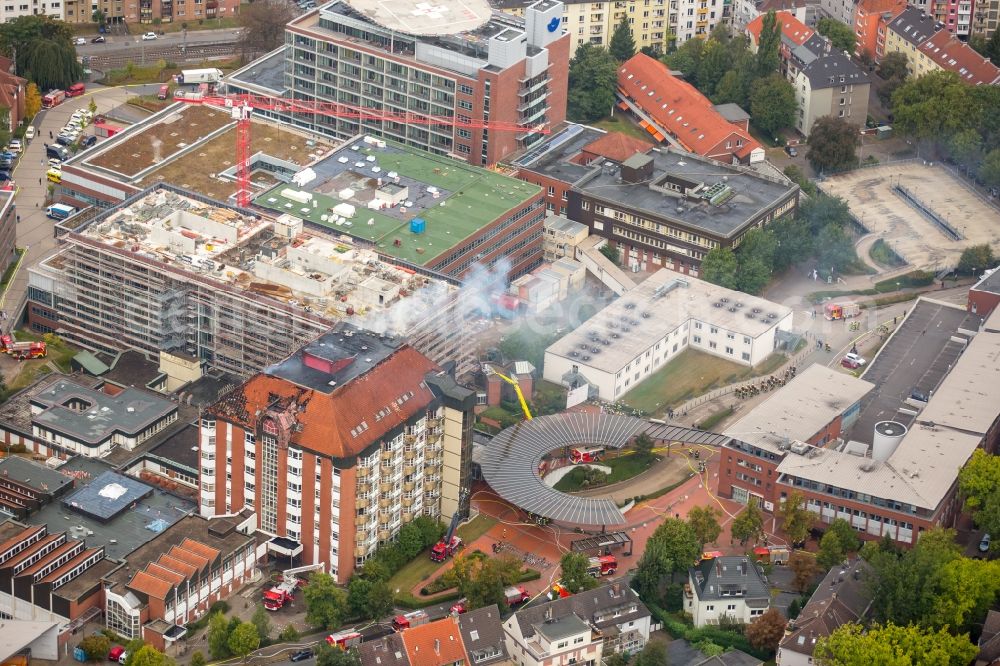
top-left (357, 631), bottom-right (410, 666)
top-left (457, 605), bottom-right (509, 665)
top-left (798, 52), bottom-right (870, 89)
top-left (511, 583), bottom-right (651, 637)
top-left (778, 559), bottom-right (873, 663)
top-left (888, 6), bottom-right (940, 47)
top-left (668, 639), bottom-right (763, 666)
top-left (689, 556), bottom-right (770, 603)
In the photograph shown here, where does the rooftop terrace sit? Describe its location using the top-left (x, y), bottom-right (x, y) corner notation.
top-left (253, 136), bottom-right (540, 265)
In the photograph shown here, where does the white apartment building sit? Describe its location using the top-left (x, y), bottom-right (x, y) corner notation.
top-left (686, 556), bottom-right (771, 627)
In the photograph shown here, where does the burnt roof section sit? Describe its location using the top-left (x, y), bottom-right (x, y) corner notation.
top-left (265, 323), bottom-right (402, 394)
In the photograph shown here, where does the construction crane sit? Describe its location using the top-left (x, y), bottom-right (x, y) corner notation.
top-left (173, 92), bottom-right (551, 208)
top-left (485, 366), bottom-right (532, 420)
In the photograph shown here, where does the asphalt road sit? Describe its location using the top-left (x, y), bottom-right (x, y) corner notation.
top-left (76, 27), bottom-right (245, 54)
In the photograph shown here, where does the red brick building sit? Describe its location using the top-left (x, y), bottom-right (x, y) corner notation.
top-left (852, 0), bottom-right (907, 59)
top-left (968, 268), bottom-right (1000, 318)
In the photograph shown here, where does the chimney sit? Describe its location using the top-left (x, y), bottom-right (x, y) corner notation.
top-left (434, 639), bottom-right (440, 654)
top-left (612, 582), bottom-right (621, 596)
top-left (545, 607), bottom-right (553, 621)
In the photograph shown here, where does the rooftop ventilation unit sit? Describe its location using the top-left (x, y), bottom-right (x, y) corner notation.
top-left (624, 302), bottom-right (636, 310)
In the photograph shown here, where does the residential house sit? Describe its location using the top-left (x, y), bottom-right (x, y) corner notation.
top-left (978, 610), bottom-right (1000, 666)
top-left (777, 559), bottom-right (873, 666)
top-left (747, 12), bottom-right (870, 135)
top-left (668, 639), bottom-right (764, 665)
top-left (732, 0), bottom-right (808, 34)
top-left (358, 607), bottom-right (510, 665)
top-left (616, 53), bottom-right (764, 164)
top-left (0, 57), bottom-right (26, 135)
top-left (504, 583), bottom-right (652, 663)
top-left (884, 6), bottom-right (1000, 82)
top-left (401, 617), bottom-right (469, 666)
top-left (685, 556), bottom-right (770, 627)
top-left (457, 606), bottom-right (511, 665)
top-left (853, 0), bottom-right (908, 59)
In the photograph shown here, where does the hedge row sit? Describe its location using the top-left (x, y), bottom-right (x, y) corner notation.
top-left (647, 602), bottom-right (770, 661)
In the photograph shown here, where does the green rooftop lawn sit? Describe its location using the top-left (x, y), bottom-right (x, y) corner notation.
top-left (254, 143), bottom-right (540, 266)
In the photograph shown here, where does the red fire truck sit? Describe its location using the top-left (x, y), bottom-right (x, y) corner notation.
top-left (587, 555), bottom-right (618, 577)
top-left (392, 610), bottom-right (430, 631)
top-left (505, 585), bottom-right (531, 606)
top-left (42, 90), bottom-right (65, 108)
top-left (430, 513), bottom-right (463, 562)
top-left (261, 563), bottom-right (323, 611)
top-left (0, 336), bottom-right (46, 360)
top-left (326, 630), bottom-right (362, 650)
top-left (570, 446), bottom-right (605, 464)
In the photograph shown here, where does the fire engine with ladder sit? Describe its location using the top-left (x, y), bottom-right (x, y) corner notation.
top-left (430, 512), bottom-right (463, 562)
top-left (0, 335), bottom-right (46, 360)
top-left (262, 563), bottom-right (324, 611)
top-left (173, 93), bottom-right (550, 208)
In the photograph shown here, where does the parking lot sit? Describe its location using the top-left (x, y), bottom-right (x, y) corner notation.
top-left (848, 299), bottom-right (980, 441)
top-left (820, 162), bottom-right (1000, 271)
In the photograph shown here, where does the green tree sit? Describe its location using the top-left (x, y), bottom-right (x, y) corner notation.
top-left (663, 38), bottom-right (704, 78)
top-left (816, 17), bottom-right (857, 53)
top-left (770, 216), bottom-right (814, 273)
top-left (807, 116), bottom-right (859, 173)
top-left (610, 16), bottom-right (636, 62)
top-left (128, 646), bottom-right (171, 666)
top-left (731, 502), bottom-right (763, 545)
top-left (79, 635), bottom-right (110, 661)
top-left (0, 16), bottom-right (81, 90)
top-left (931, 557), bottom-right (1000, 632)
top-left (783, 164), bottom-right (817, 195)
top-left (814, 622), bottom-right (977, 666)
top-left (467, 555), bottom-right (522, 610)
top-left (397, 522), bottom-right (426, 560)
top-left (92, 8), bottom-right (105, 23)
top-left (560, 551), bottom-right (600, 593)
top-left (687, 505), bottom-right (722, 549)
top-left (599, 242), bottom-right (621, 264)
top-left (228, 622), bottom-right (260, 662)
top-left (250, 605), bottom-right (271, 643)
top-left (413, 515), bottom-right (446, 548)
top-left (712, 70), bottom-right (746, 105)
top-left (568, 43), bottom-right (619, 122)
top-left (981, 148), bottom-right (1000, 189)
top-left (700, 247), bottom-right (738, 289)
top-left (779, 491), bottom-right (814, 546)
top-left (207, 611), bottom-right (231, 660)
top-left (240, 0), bottom-right (297, 52)
top-left (788, 551), bottom-right (821, 594)
top-left (122, 639), bottom-right (147, 666)
top-left (604, 653), bottom-right (629, 666)
top-left (736, 256), bottom-right (772, 295)
top-left (277, 625), bottom-right (299, 643)
top-left (957, 449), bottom-right (1000, 537)
top-left (745, 607), bottom-right (786, 653)
top-left (633, 640), bottom-right (670, 666)
top-left (815, 223), bottom-right (857, 273)
top-left (633, 432), bottom-right (655, 457)
top-left (986, 27), bottom-right (1000, 66)
top-left (25, 82), bottom-right (41, 119)
top-left (891, 71), bottom-right (978, 141)
top-left (826, 519), bottom-right (860, 553)
top-left (303, 573), bottom-right (349, 630)
top-left (696, 38), bottom-right (730, 95)
top-left (799, 193), bottom-right (852, 233)
top-left (816, 531), bottom-right (845, 570)
top-left (649, 518), bottom-right (700, 580)
top-left (946, 127), bottom-right (982, 166)
top-left (750, 73), bottom-right (796, 136)
top-left (756, 11), bottom-right (782, 77)
top-left (316, 643), bottom-right (361, 666)
top-left (877, 51), bottom-right (909, 80)
top-left (189, 652), bottom-right (206, 666)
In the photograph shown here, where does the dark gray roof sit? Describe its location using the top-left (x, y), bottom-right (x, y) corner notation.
top-left (513, 584), bottom-right (650, 636)
top-left (226, 48), bottom-right (288, 95)
top-left (102, 350), bottom-right (166, 389)
top-left (799, 52), bottom-right (870, 89)
top-left (30, 378), bottom-right (178, 446)
top-left (358, 632), bottom-right (410, 666)
top-left (888, 6), bottom-right (940, 47)
top-left (513, 123), bottom-right (607, 185)
top-left (0, 456), bottom-right (75, 496)
top-left (780, 559), bottom-right (872, 657)
top-left (972, 267), bottom-right (1000, 296)
top-left (688, 557), bottom-right (770, 604)
top-left (457, 605), bottom-right (508, 665)
top-left (667, 639), bottom-right (763, 666)
top-left (61, 471), bottom-right (154, 522)
top-left (479, 413), bottom-right (649, 525)
top-left (145, 422), bottom-right (200, 473)
top-left (534, 613), bottom-right (590, 641)
top-left (713, 104), bottom-right (750, 123)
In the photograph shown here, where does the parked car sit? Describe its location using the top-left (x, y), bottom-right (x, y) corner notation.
top-left (289, 650), bottom-right (313, 662)
top-left (24, 126), bottom-right (35, 140)
top-left (45, 144), bottom-right (69, 160)
top-left (91, 35), bottom-right (106, 43)
top-left (0, 172), bottom-right (11, 182)
top-left (981, 533), bottom-right (992, 553)
top-left (843, 353), bottom-right (866, 366)
top-left (80, 135), bottom-right (97, 148)
top-left (56, 135), bottom-right (76, 146)
top-left (141, 32), bottom-right (157, 40)
top-left (8, 139), bottom-right (21, 153)
top-left (48, 158), bottom-right (62, 168)
top-left (785, 145), bottom-right (798, 157)
top-left (74, 37), bottom-right (86, 45)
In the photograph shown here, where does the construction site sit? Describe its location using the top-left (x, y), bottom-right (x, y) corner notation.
top-left (26, 185), bottom-right (480, 377)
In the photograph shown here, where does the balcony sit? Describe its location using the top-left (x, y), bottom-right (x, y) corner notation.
top-left (378, 529), bottom-right (392, 541)
top-left (404, 448), bottom-right (416, 461)
top-left (425, 432), bottom-right (442, 444)
top-left (380, 449), bottom-right (394, 462)
top-left (426, 417), bottom-right (442, 428)
top-left (402, 496), bottom-right (414, 507)
top-left (357, 497), bottom-right (369, 509)
top-left (379, 481), bottom-right (393, 493)
top-left (356, 466), bottom-right (370, 478)
top-left (404, 434), bottom-right (417, 444)
top-left (378, 497), bottom-right (391, 509)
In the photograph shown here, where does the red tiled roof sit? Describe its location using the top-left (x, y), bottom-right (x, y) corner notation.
top-left (211, 346), bottom-right (439, 459)
top-left (18, 540), bottom-right (80, 577)
top-left (856, 0), bottom-right (905, 15)
top-left (581, 131), bottom-right (654, 162)
top-left (179, 538), bottom-right (220, 564)
top-left (145, 562), bottom-right (187, 585)
top-left (617, 54), bottom-right (761, 161)
top-left (127, 570), bottom-right (173, 599)
top-left (747, 11), bottom-right (814, 46)
top-left (167, 545), bottom-right (209, 572)
top-left (39, 547), bottom-right (102, 584)
top-left (401, 616), bottom-right (467, 666)
top-left (919, 29), bottom-right (1000, 85)
top-left (157, 554), bottom-right (199, 578)
top-left (0, 526), bottom-right (45, 561)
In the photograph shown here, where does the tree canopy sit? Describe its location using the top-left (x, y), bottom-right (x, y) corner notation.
top-left (687, 505), bottom-right (723, 549)
top-left (779, 491), bottom-right (814, 546)
top-left (816, 18), bottom-right (857, 53)
top-left (568, 43), bottom-right (619, 122)
top-left (699, 248), bottom-right (738, 289)
top-left (814, 622), bottom-right (977, 666)
top-left (750, 73), bottom-right (796, 137)
top-left (0, 16), bottom-right (81, 90)
top-left (304, 573), bottom-right (349, 630)
top-left (609, 16), bottom-right (636, 62)
top-left (756, 11), bottom-right (782, 78)
top-left (731, 502), bottom-right (764, 545)
top-left (807, 116), bottom-right (860, 173)
top-left (745, 607), bottom-right (787, 653)
top-left (958, 449), bottom-right (1000, 547)
top-left (240, 0), bottom-right (297, 52)
top-left (635, 518), bottom-right (700, 604)
top-left (560, 552), bottom-right (601, 594)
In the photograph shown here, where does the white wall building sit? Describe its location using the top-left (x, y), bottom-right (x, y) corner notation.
top-left (543, 270), bottom-right (793, 401)
top-left (686, 556), bottom-right (771, 627)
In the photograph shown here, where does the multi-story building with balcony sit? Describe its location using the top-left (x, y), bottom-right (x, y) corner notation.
top-left (200, 324), bottom-right (475, 582)
top-left (884, 5), bottom-right (1000, 82)
top-left (63, 0), bottom-right (238, 25)
top-left (0, 0), bottom-right (63, 21)
top-left (226, 0), bottom-right (569, 168)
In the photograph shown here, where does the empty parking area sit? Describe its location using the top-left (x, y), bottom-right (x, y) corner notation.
top-left (820, 163), bottom-right (1000, 271)
top-left (847, 300), bottom-right (979, 442)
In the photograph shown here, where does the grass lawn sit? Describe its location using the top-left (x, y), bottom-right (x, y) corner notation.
top-left (554, 453), bottom-right (658, 492)
top-left (387, 514), bottom-right (497, 598)
top-left (589, 115), bottom-right (655, 142)
top-left (621, 349), bottom-right (788, 416)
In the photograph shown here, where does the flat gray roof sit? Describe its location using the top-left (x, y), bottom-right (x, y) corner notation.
top-left (479, 413), bottom-right (649, 525)
top-left (0, 457), bottom-right (75, 496)
top-left (30, 379), bottom-right (177, 446)
top-left (972, 267), bottom-right (1000, 296)
top-left (724, 364), bottom-right (874, 455)
top-left (574, 147), bottom-right (798, 237)
top-left (227, 48), bottom-right (287, 95)
top-left (546, 270), bottom-right (792, 375)
top-left (514, 124), bottom-right (608, 184)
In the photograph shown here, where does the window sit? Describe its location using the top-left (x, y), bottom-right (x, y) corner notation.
top-left (458, 83), bottom-right (474, 95)
top-left (458, 128), bottom-right (472, 139)
top-left (693, 335), bottom-right (701, 343)
top-left (709, 341), bottom-right (717, 349)
top-left (710, 326), bottom-right (718, 334)
top-left (743, 336), bottom-right (751, 344)
top-left (457, 144), bottom-right (471, 153)
top-left (742, 352), bottom-right (751, 361)
top-left (458, 100), bottom-right (473, 110)
top-left (725, 346), bottom-right (734, 354)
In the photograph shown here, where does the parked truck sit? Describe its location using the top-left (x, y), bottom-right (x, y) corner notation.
top-left (824, 301), bottom-right (860, 320)
top-left (506, 585), bottom-right (531, 606)
top-left (392, 610), bottom-right (429, 631)
top-left (587, 555), bottom-right (618, 577)
top-left (326, 630), bottom-right (362, 650)
top-left (178, 68), bottom-right (223, 85)
top-left (430, 513), bottom-right (463, 562)
top-left (571, 446), bottom-right (604, 464)
top-left (42, 90), bottom-right (65, 108)
top-left (45, 204), bottom-right (77, 220)
top-left (262, 563), bottom-right (323, 611)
